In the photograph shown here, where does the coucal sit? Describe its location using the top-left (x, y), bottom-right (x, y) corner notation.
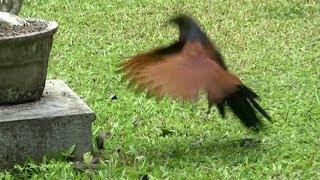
top-left (118, 15), bottom-right (271, 130)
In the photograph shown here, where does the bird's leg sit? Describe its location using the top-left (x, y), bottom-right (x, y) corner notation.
top-left (206, 106), bottom-right (213, 116)
top-left (205, 92), bottom-right (218, 116)
top-left (205, 100), bottom-right (215, 118)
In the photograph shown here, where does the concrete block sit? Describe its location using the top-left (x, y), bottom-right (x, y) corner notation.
top-left (0, 80), bottom-right (95, 169)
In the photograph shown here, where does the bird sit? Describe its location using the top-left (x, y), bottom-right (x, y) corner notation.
top-left (117, 14), bottom-right (271, 131)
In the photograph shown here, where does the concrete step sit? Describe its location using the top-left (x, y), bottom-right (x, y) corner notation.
top-left (0, 80), bottom-right (96, 170)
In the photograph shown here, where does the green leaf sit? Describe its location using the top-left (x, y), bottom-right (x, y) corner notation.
top-left (64, 145), bottom-right (77, 157)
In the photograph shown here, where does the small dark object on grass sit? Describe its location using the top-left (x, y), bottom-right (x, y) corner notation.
top-left (141, 174), bottom-right (149, 180)
top-left (160, 128), bottom-right (174, 137)
top-left (110, 94), bottom-right (118, 100)
top-left (95, 131), bottom-right (107, 150)
top-left (118, 14), bottom-right (271, 131)
top-left (0, 20), bottom-right (47, 37)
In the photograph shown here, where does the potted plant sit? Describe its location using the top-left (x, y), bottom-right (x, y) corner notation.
top-left (0, 0), bottom-right (58, 104)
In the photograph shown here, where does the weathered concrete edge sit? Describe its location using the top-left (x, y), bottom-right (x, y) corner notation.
top-left (0, 112), bottom-right (96, 123)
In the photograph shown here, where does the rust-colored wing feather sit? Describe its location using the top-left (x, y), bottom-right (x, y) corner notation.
top-left (119, 42), bottom-right (241, 103)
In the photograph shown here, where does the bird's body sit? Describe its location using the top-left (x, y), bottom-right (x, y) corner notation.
top-left (118, 15), bottom-right (271, 130)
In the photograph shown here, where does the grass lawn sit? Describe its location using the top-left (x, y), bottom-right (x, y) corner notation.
top-left (1, 0), bottom-right (320, 179)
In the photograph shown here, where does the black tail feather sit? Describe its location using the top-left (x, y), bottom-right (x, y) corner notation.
top-left (242, 85), bottom-right (259, 99)
top-left (225, 85), bottom-right (271, 130)
top-left (248, 97), bottom-right (271, 121)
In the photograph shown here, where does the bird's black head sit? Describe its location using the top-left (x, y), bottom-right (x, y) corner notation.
top-left (169, 14), bottom-right (207, 43)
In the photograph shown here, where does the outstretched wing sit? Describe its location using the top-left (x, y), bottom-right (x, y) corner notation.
top-left (118, 42), bottom-right (241, 103)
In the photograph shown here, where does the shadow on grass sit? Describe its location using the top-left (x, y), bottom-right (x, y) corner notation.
top-left (141, 137), bottom-right (266, 167)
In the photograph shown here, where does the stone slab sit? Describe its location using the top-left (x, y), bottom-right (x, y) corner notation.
top-left (0, 80), bottom-right (95, 169)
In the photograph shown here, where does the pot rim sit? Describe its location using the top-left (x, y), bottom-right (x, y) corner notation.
top-left (0, 19), bottom-right (58, 41)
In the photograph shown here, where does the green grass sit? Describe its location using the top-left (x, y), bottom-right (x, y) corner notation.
top-left (1, 0), bottom-right (320, 179)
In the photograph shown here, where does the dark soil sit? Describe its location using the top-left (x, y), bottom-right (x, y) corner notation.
top-left (0, 21), bottom-right (47, 38)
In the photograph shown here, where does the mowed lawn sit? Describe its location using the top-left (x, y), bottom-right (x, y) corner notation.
top-left (1, 0), bottom-right (320, 179)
